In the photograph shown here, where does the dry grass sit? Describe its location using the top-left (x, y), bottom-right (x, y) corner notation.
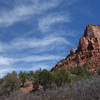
top-left (0, 77), bottom-right (100, 100)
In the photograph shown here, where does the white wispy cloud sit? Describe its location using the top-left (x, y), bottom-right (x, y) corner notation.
top-left (0, 0), bottom-right (62, 27)
top-left (15, 55), bottom-right (63, 62)
top-left (0, 57), bottom-right (14, 65)
top-left (0, 36), bottom-right (71, 52)
top-left (38, 13), bottom-right (71, 32)
top-left (0, 0), bottom-right (78, 27)
top-left (0, 5), bottom-right (39, 27)
top-left (0, 55), bottom-right (63, 65)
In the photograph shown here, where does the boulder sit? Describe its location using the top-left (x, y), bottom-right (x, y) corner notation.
top-left (70, 48), bottom-right (76, 55)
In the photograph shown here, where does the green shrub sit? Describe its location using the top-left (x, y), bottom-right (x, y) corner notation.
top-left (33, 79), bottom-right (40, 91)
top-left (19, 71), bottom-right (28, 86)
top-left (34, 70), bottom-right (53, 91)
top-left (70, 65), bottom-right (94, 78)
top-left (29, 70), bottom-right (35, 80)
top-left (53, 70), bottom-right (71, 87)
top-left (1, 71), bottom-right (20, 95)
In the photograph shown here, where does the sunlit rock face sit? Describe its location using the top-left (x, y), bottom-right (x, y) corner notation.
top-left (52, 24), bottom-right (100, 71)
top-left (78, 24), bottom-right (100, 51)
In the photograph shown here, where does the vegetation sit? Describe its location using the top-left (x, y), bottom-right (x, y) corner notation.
top-left (0, 65), bottom-right (99, 100)
top-left (0, 71), bottom-right (20, 96)
top-left (0, 77), bottom-right (100, 100)
top-left (70, 65), bottom-right (94, 78)
top-left (35, 70), bottom-right (53, 91)
top-left (19, 71), bottom-right (28, 86)
top-left (53, 70), bottom-right (71, 87)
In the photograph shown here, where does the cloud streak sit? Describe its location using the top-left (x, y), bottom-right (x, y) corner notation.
top-left (0, 0), bottom-right (63, 27)
top-left (0, 57), bottom-right (13, 65)
top-left (38, 13), bottom-right (71, 32)
top-left (0, 0), bottom-right (77, 27)
top-left (0, 35), bottom-right (71, 52)
top-left (0, 55), bottom-right (63, 65)
top-left (15, 55), bottom-right (64, 62)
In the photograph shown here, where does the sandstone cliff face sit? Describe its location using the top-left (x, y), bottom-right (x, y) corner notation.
top-left (52, 24), bottom-right (100, 71)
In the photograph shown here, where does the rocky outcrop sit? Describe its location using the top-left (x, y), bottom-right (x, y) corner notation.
top-left (70, 48), bottom-right (76, 55)
top-left (51, 24), bottom-right (100, 71)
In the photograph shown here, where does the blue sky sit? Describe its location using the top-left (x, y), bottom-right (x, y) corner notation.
top-left (0, 0), bottom-right (100, 78)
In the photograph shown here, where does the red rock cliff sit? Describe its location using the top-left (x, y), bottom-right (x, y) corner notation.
top-left (52, 24), bottom-right (100, 71)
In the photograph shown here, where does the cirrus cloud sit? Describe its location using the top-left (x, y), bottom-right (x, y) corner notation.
top-left (38, 12), bottom-right (71, 32)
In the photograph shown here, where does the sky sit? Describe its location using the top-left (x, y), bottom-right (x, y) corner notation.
top-left (0, 0), bottom-right (100, 78)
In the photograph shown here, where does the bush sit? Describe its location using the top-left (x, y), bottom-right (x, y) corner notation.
top-left (33, 79), bottom-right (40, 91)
top-left (33, 69), bottom-right (71, 90)
top-left (19, 72), bottom-right (28, 86)
top-left (0, 71), bottom-right (20, 95)
top-left (29, 71), bottom-right (35, 80)
top-left (70, 65), bottom-right (94, 78)
top-left (97, 69), bottom-right (100, 75)
top-left (53, 70), bottom-right (71, 87)
top-left (34, 70), bottom-right (53, 91)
